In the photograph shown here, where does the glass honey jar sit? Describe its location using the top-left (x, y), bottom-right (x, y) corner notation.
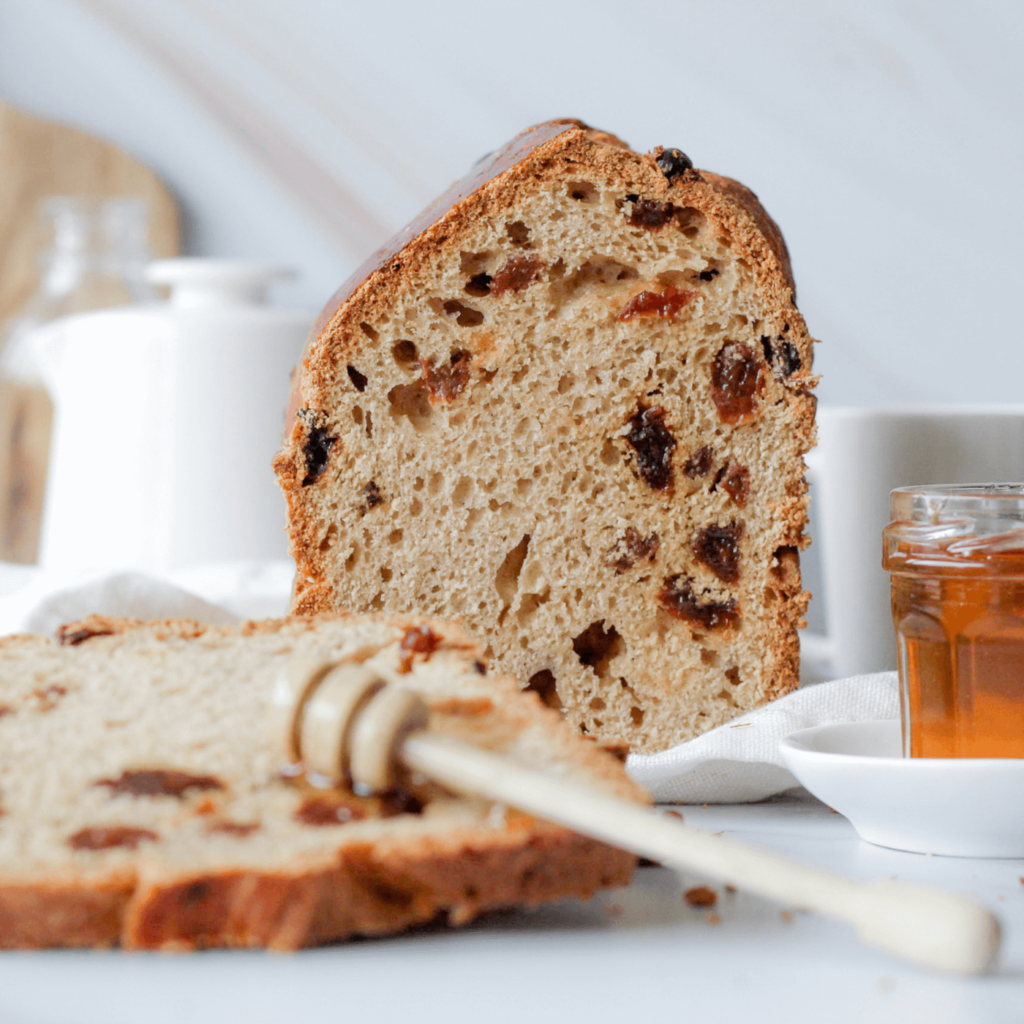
top-left (884, 484), bottom-right (1024, 758)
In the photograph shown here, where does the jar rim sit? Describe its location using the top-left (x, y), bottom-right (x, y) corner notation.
top-left (889, 485), bottom-right (1024, 545)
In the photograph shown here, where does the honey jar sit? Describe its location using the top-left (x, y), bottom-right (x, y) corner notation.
top-left (884, 484), bottom-right (1024, 758)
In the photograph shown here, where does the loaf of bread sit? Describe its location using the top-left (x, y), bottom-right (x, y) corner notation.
top-left (0, 614), bottom-right (639, 949)
top-left (275, 119), bottom-right (816, 755)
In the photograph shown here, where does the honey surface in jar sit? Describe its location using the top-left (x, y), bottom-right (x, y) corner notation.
top-left (885, 485), bottom-right (1024, 759)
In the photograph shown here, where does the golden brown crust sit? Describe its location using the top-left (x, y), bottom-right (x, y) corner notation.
top-left (0, 876), bottom-right (134, 949)
top-left (123, 828), bottom-right (632, 950)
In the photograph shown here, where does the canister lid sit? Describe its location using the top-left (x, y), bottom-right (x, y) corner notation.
top-left (146, 259), bottom-right (293, 307)
top-left (887, 484), bottom-right (1024, 564)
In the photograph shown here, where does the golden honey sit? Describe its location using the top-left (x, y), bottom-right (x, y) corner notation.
top-left (884, 485), bottom-right (1024, 758)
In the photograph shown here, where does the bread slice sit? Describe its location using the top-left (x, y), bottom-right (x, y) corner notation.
top-left (275, 119), bottom-right (816, 755)
top-left (0, 613), bottom-right (639, 950)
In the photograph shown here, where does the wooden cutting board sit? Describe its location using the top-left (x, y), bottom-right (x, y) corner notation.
top-left (0, 100), bottom-right (179, 327)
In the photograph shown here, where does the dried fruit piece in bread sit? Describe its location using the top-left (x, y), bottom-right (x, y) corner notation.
top-left (275, 120), bottom-right (816, 754)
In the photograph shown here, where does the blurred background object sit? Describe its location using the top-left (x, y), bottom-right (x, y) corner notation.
top-left (33, 259), bottom-right (311, 572)
top-left (0, 98), bottom-right (179, 562)
top-left (0, 100), bottom-right (177, 329)
top-left (0, 196), bottom-right (158, 563)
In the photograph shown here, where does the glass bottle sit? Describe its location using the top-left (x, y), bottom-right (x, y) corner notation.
top-left (0, 197), bottom-right (154, 563)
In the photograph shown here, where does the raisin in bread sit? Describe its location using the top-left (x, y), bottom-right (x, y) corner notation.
top-left (0, 614), bottom-right (639, 950)
top-left (275, 119), bottom-right (816, 756)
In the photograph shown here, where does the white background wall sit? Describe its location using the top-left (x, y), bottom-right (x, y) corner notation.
top-left (1, 0), bottom-right (1021, 410)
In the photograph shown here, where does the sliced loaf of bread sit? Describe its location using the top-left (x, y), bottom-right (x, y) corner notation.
top-left (275, 120), bottom-right (816, 754)
top-left (0, 614), bottom-right (639, 949)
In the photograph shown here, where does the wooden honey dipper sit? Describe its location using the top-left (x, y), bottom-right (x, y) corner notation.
top-left (270, 658), bottom-right (1000, 975)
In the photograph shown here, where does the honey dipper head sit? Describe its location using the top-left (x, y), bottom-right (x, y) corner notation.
top-left (270, 660), bottom-right (427, 792)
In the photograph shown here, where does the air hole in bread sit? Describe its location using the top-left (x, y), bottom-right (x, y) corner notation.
top-left (716, 688), bottom-right (739, 709)
top-left (590, 697), bottom-right (606, 711)
top-left (358, 322), bottom-right (378, 340)
top-left (700, 646), bottom-right (720, 667)
top-left (344, 542), bottom-right (360, 572)
top-left (465, 273), bottom-right (492, 297)
top-left (656, 270), bottom-right (694, 289)
top-left (630, 705), bottom-right (645, 726)
top-left (725, 666), bottom-right (741, 686)
top-left (771, 546), bottom-right (801, 589)
top-left (516, 589), bottom-right (549, 623)
top-left (380, 567), bottom-right (392, 582)
top-left (387, 529), bottom-right (403, 545)
top-left (452, 477), bottom-right (473, 505)
top-left (442, 300), bottom-right (484, 327)
top-left (567, 180), bottom-right (596, 202)
top-left (675, 207), bottom-right (706, 237)
top-left (551, 257), bottom-right (639, 309)
top-left (525, 670), bottom-right (560, 710)
top-left (571, 621), bottom-right (623, 681)
top-left (599, 440), bottom-right (620, 467)
top-left (346, 366), bottom-right (368, 392)
top-left (557, 373), bottom-right (575, 395)
top-left (505, 221), bottom-right (532, 247)
top-left (387, 381), bottom-right (433, 431)
top-left (392, 340), bottom-right (419, 368)
top-left (495, 535), bottom-right (530, 609)
top-left (513, 417), bottom-right (537, 439)
top-left (460, 250), bottom-right (492, 274)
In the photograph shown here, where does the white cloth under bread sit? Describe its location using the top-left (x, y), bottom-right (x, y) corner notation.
top-left (625, 672), bottom-right (899, 803)
top-left (0, 562), bottom-right (898, 805)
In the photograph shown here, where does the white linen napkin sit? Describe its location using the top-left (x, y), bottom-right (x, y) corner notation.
top-left (625, 673), bottom-right (899, 803)
top-left (0, 562), bottom-right (899, 805)
top-left (0, 561), bottom-right (295, 637)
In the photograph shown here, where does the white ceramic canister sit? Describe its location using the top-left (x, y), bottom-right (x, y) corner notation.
top-left (32, 260), bottom-right (313, 572)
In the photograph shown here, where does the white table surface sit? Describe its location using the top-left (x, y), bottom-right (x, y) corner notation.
top-left (0, 790), bottom-right (1019, 1024)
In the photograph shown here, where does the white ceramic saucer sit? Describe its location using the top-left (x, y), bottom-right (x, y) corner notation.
top-left (780, 721), bottom-right (1024, 858)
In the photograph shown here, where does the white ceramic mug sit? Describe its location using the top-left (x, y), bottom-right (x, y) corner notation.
top-left (801, 406), bottom-right (1024, 680)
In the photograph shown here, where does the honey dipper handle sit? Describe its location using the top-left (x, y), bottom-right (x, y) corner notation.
top-left (400, 732), bottom-right (1000, 976)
